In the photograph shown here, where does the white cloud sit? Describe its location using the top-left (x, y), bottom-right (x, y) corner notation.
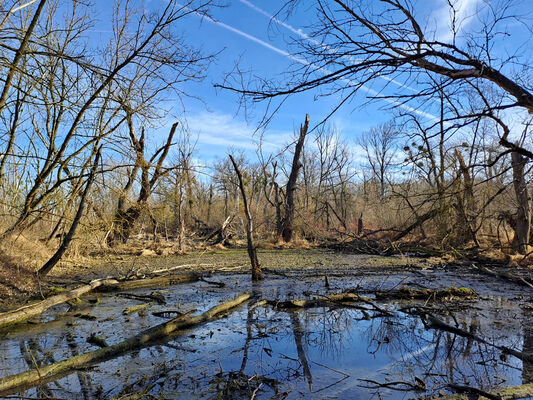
top-left (185, 111), bottom-right (293, 154)
top-left (432, 0), bottom-right (484, 42)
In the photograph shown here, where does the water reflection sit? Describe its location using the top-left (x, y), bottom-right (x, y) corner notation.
top-left (0, 293), bottom-right (529, 399)
top-left (523, 306), bottom-right (533, 384)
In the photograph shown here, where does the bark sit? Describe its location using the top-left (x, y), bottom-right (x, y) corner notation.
top-left (206, 183), bottom-right (214, 225)
top-left (282, 114), bottom-right (310, 242)
top-left (0, 294), bottom-right (250, 395)
top-left (229, 155), bottom-right (262, 281)
top-left (511, 151), bottom-right (530, 254)
top-left (0, 278), bottom-right (119, 329)
top-left (274, 184), bottom-right (283, 237)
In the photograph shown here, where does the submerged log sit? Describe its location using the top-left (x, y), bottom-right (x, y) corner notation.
top-left (0, 278), bottom-right (119, 329)
top-left (0, 293), bottom-right (250, 395)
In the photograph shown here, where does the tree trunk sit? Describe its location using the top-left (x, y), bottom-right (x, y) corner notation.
top-left (206, 183), bottom-right (213, 225)
top-left (282, 114), bottom-right (310, 242)
top-left (454, 149), bottom-right (479, 246)
top-left (38, 148), bottom-right (101, 277)
top-left (107, 118), bottom-right (178, 247)
top-left (511, 151), bottom-right (530, 254)
top-left (229, 155), bottom-right (262, 281)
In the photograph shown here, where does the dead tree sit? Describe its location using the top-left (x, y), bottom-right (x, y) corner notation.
top-left (229, 154), bottom-right (262, 281)
top-left (510, 151), bottom-right (530, 254)
top-left (281, 114), bottom-right (310, 242)
top-left (107, 110), bottom-right (178, 246)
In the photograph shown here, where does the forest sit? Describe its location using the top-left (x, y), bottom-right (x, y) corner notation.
top-left (0, 0), bottom-right (532, 399)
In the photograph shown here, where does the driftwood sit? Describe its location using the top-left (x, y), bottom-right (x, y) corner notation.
top-left (0, 293), bottom-right (250, 395)
top-left (151, 263), bottom-right (214, 275)
top-left (0, 278), bottom-right (118, 329)
top-left (0, 272), bottom-right (200, 329)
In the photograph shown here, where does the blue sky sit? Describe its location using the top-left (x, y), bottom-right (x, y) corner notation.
top-left (155, 0), bottom-right (408, 161)
top-left (91, 0), bottom-right (533, 164)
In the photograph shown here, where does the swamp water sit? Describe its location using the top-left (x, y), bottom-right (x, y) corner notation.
top-left (0, 267), bottom-right (532, 399)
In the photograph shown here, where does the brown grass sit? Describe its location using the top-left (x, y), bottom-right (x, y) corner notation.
top-left (0, 232), bottom-right (53, 308)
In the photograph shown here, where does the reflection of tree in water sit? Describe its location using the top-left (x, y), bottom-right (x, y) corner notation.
top-left (310, 307), bottom-right (357, 360)
top-left (522, 307), bottom-right (533, 384)
top-left (361, 310), bottom-right (513, 396)
top-left (223, 304), bottom-right (357, 397)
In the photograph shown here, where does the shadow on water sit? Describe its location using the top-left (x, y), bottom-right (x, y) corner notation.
top-left (0, 273), bottom-right (532, 399)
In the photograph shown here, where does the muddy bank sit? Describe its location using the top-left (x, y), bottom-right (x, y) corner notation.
top-left (0, 249), bottom-right (532, 399)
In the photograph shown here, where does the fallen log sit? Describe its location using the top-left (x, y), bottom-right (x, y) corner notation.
top-left (95, 273), bottom-right (199, 291)
top-left (0, 293), bottom-right (250, 395)
top-left (475, 265), bottom-right (533, 290)
top-left (266, 293), bottom-right (371, 309)
top-left (416, 382), bottom-right (533, 400)
top-left (151, 263), bottom-right (214, 275)
top-left (0, 278), bottom-right (119, 329)
top-left (375, 286), bottom-right (477, 302)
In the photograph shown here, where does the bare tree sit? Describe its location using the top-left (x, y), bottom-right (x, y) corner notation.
top-left (359, 121), bottom-right (398, 201)
top-left (38, 146), bottom-right (102, 277)
top-left (0, 0), bottom-right (213, 240)
top-left (229, 154), bottom-right (262, 281)
top-left (282, 114), bottom-right (310, 242)
top-left (107, 110), bottom-right (178, 246)
top-left (219, 0), bottom-right (533, 158)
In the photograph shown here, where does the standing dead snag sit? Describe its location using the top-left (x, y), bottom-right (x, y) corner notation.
top-left (511, 151), bottom-right (530, 254)
top-left (107, 111), bottom-right (179, 246)
top-left (282, 114), bottom-right (310, 242)
top-left (229, 155), bottom-right (262, 281)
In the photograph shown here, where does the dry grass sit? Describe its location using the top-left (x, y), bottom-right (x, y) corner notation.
top-left (0, 232), bottom-right (53, 308)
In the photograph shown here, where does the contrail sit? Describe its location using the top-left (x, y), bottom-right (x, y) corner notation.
top-left (238, 0), bottom-right (420, 95)
top-left (195, 11), bottom-right (439, 122)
